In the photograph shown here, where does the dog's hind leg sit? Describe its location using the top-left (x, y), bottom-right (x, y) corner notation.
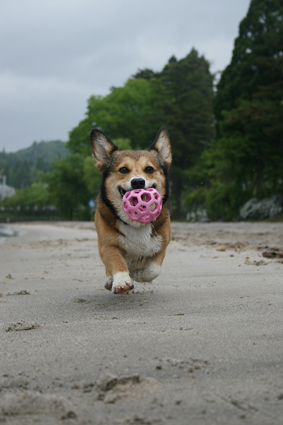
top-left (132, 261), bottom-right (161, 283)
top-left (132, 248), bottom-right (167, 283)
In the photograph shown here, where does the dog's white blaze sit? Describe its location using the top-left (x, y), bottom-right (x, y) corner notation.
top-left (119, 222), bottom-right (162, 260)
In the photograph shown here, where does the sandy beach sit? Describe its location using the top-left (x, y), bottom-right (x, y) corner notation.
top-left (1, 221), bottom-right (283, 424)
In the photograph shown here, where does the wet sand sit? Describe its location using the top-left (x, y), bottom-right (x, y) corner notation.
top-left (1, 221), bottom-right (283, 424)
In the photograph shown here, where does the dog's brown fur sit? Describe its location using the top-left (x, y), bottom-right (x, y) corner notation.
top-left (90, 127), bottom-right (171, 294)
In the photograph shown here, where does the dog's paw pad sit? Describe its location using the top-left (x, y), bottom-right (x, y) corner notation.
top-left (105, 276), bottom-right (113, 291)
top-left (113, 282), bottom-right (134, 294)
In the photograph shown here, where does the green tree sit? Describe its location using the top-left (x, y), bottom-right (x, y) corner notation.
top-left (67, 78), bottom-right (157, 157)
top-left (45, 155), bottom-right (91, 220)
top-left (2, 183), bottom-right (50, 210)
top-left (83, 157), bottom-right (101, 199)
top-left (68, 49), bottom-right (213, 217)
top-left (134, 51), bottom-right (214, 217)
top-left (68, 50), bottom-right (214, 219)
top-left (156, 50), bottom-right (214, 217)
top-left (211, 0), bottom-right (283, 217)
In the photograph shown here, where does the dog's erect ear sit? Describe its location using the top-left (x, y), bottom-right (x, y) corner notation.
top-left (90, 129), bottom-right (118, 172)
top-left (150, 127), bottom-right (172, 169)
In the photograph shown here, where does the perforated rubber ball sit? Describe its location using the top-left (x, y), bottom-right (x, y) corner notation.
top-left (122, 188), bottom-right (162, 224)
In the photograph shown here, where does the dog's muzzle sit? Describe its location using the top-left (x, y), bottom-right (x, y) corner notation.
top-left (131, 178), bottom-right (145, 189)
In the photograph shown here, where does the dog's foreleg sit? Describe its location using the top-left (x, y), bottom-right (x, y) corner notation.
top-left (100, 246), bottom-right (134, 294)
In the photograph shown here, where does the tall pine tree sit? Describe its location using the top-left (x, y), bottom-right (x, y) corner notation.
top-left (214, 0), bottom-right (283, 203)
top-left (134, 49), bottom-right (214, 217)
top-left (159, 51), bottom-right (214, 217)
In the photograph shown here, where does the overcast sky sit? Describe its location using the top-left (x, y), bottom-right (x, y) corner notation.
top-left (0, 0), bottom-right (251, 152)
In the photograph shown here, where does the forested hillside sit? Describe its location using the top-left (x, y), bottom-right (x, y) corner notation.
top-left (0, 140), bottom-right (67, 189)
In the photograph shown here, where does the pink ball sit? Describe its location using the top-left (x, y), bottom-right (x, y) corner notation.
top-left (122, 188), bottom-right (163, 224)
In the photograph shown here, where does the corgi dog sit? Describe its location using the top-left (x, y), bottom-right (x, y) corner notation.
top-left (90, 127), bottom-right (172, 294)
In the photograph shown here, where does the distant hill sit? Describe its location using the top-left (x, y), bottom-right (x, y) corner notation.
top-left (0, 140), bottom-right (68, 189)
top-left (8, 140), bottom-right (68, 165)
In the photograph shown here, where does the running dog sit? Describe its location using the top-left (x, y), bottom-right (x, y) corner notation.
top-left (90, 127), bottom-right (171, 294)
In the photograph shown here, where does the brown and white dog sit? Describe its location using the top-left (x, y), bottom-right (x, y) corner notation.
top-left (90, 127), bottom-right (172, 294)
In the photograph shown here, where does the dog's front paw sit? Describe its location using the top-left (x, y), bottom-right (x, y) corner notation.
top-left (112, 272), bottom-right (134, 294)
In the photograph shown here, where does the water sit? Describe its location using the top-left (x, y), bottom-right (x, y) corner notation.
top-left (0, 225), bottom-right (19, 244)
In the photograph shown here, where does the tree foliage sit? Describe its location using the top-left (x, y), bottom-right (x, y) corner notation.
top-left (205, 0), bottom-right (283, 218)
top-left (44, 155), bottom-right (91, 220)
top-left (154, 50), bottom-right (214, 216)
top-left (1, 183), bottom-right (50, 210)
top-left (67, 79), bottom-right (159, 157)
top-left (83, 156), bottom-right (102, 199)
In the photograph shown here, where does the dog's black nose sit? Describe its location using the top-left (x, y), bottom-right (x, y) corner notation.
top-left (131, 178), bottom-right (145, 189)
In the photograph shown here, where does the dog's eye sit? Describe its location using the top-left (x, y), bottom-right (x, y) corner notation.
top-left (144, 166), bottom-right (154, 174)
top-left (119, 167), bottom-right (130, 174)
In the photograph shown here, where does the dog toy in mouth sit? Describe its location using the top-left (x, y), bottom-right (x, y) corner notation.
top-left (122, 188), bottom-right (162, 223)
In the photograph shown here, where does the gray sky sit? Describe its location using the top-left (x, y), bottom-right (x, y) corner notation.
top-left (0, 0), bottom-right (251, 152)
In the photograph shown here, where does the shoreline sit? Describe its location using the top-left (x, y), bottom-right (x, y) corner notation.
top-left (2, 219), bottom-right (283, 244)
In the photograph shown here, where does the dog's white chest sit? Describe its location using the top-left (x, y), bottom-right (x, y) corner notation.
top-left (118, 222), bottom-right (162, 259)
